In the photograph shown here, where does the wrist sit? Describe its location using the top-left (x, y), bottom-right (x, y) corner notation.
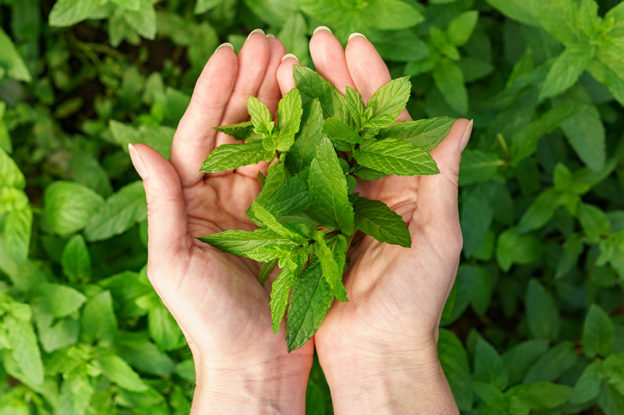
top-left (191, 353), bottom-right (311, 415)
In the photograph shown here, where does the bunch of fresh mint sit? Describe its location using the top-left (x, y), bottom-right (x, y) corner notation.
top-left (199, 66), bottom-right (454, 351)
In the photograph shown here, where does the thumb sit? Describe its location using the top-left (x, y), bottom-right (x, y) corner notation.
top-left (417, 119), bottom-right (473, 224)
top-left (128, 143), bottom-right (191, 267)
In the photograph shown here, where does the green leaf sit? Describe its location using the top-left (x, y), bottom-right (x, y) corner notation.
top-left (605, 2), bottom-right (624, 37)
top-left (577, 203), bottom-right (610, 242)
top-left (582, 304), bottom-right (614, 359)
top-left (0, 148), bottom-right (25, 189)
top-left (44, 181), bottom-right (105, 236)
top-left (0, 26), bottom-right (30, 81)
top-left (120, 0), bottom-right (156, 40)
top-left (353, 138), bottom-right (439, 176)
top-left (200, 141), bottom-right (274, 173)
top-left (214, 121), bottom-right (255, 141)
top-left (256, 162), bottom-right (286, 205)
top-left (286, 259), bottom-right (333, 351)
top-left (447, 11), bottom-right (479, 46)
top-left (459, 150), bottom-right (504, 186)
top-left (84, 181), bottom-right (147, 242)
top-left (502, 339), bottom-right (550, 384)
top-left (524, 341), bottom-right (578, 383)
top-left (353, 196), bottom-right (411, 247)
top-left (195, 0), bottom-right (222, 14)
top-left (293, 66), bottom-right (348, 123)
top-left (598, 383), bottom-right (624, 415)
top-left (474, 336), bottom-right (509, 389)
top-left (96, 351), bottom-right (148, 392)
top-left (109, 121), bottom-right (174, 159)
top-left (517, 188), bottom-right (561, 233)
top-left (539, 43), bottom-right (596, 99)
top-left (199, 228), bottom-right (298, 262)
top-left (277, 88), bottom-right (303, 152)
top-left (81, 290), bottom-right (118, 346)
top-left (61, 235), bottom-right (91, 283)
top-left (345, 86), bottom-right (365, 129)
top-left (115, 333), bottom-right (175, 376)
top-left (571, 361), bottom-right (603, 404)
top-left (587, 43), bottom-right (624, 106)
top-left (496, 228), bottom-right (542, 271)
top-left (248, 95), bottom-right (274, 137)
top-left (3, 207), bottom-right (32, 263)
top-left (485, 0), bottom-right (537, 26)
top-left (366, 0), bottom-right (424, 30)
top-left (378, 117), bottom-right (454, 151)
top-left (307, 137), bottom-right (354, 234)
top-left (323, 118), bottom-right (361, 150)
top-left (148, 304), bottom-right (184, 351)
top-left (364, 76), bottom-right (411, 128)
top-left (33, 282), bottom-right (87, 318)
top-left (5, 315), bottom-right (44, 385)
top-left (506, 382), bottom-right (573, 409)
top-left (556, 233), bottom-right (584, 278)
top-left (369, 29), bottom-right (429, 63)
top-left (246, 201), bottom-right (308, 244)
top-left (270, 256), bottom-right (299, 333)
top-left (433, 58), bottom-right (468, 113)
top-left (263, 170), bottom-right (311, 217)
top-left (313, 233), bottom-right (347, 302)
top-left (258, 258), bottom-right (278, 285)
top-left (461, 185), bottom-right (494, 258)
top-left (438, 329), bottom-right (473, 410)
top-left (286, 99), bottom-right (324, 172)
top-left (525, 279), bottom-right (560, 340)
top-left (531, 0), bottom-right (598, 47)
top-left (49, 0), bottom-right (104, 27)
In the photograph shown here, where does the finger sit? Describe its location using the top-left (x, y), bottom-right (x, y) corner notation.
top-left (345, 33), bottom-right (410, 121)
top-left (214, 30), bottom-right (271, 148)
top-left (129, 144), bottom-right (192, 269)
top-left (415, 119), bottom-right (473, 230)
top-left (237, 37), bottom-right (286, 179)
top-left (309, 27), bottom-right (356, 94)
top-left (276, 53), bottom-right (300, 94)
top-left (169, 43), bottom-right (238, 188)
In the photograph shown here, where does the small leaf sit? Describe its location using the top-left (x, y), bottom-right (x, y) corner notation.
top-left (540, 43), bottom-right (596, 99)
top-left (49, 0), bottom-right (105, 27)
top-left (258, 259), bottom-right (278, 285)
top-left (270, 255), bottom-right (301, 333)
top-left (525, 279), bottom-right (560, 340)
top-left (353, 196), bottom-right (411, 247)
top-left (285, 99), bottom-right (324, 173)
top-left (582, 304), bottom-right (614, 358)
top-left (474, 336), bottom-right (508, 389)
top-left (5, 315), bottom-right (44, 385)
top-left (293, 66), bottom-right (349, 123)
top-left (505, 382), bottom-right (573, 409)
top-left (33, 282), bottom-right (87, 318)
top-left (61, 234), bottom-right (91, 282)
top-left (246, 201), bottom-right (308, 244)
top-left (200, 141), bottom-right (274, 173)
top-left (364, 77), bottom-right (411, 128)
top-left (323, 118), bottom-right (361, 150)
top-left (96, 352), bottom-right (148, 392)
top-left (44, 181), bottom-right (105, 236)
top-left (0, 147), bottom-right (25, 189)
top-left (214, 121), bottom-right (255, 141)
top-left (199, 228), bottom-right (298, 262)
top-left (378, 117), bottom-right (454, 151)
top-left (433, 58), bottom-right (468, 113)
top-left (312, 233), bottom-right (347, 302)
top-left (248, 95), bottom-right (274, 137)
top-left (345, 86), bottom-right (364, 129)
top-left (524, 341), bottom-right (578, 383)
top-left (353, 138), bottom-right (439, 176)
top-left (277, 88), bottom-right (303, 152)
top-left (571, 361), bottom-right (603, 404)
top-left (447, 11), bottom-right (479, 46)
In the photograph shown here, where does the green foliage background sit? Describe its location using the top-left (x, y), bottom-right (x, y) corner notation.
top-left (0, 0), bottom-right (623, 413)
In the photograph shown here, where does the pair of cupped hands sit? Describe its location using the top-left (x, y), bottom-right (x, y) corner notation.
top-left (129, 27), bottom-right (471, 414)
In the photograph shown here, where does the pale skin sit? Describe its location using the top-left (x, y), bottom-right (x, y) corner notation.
top-left (129, 28), bottom-right (471, 414)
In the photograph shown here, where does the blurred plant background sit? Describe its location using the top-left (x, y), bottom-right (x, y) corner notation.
top-left (1, 0), bottom-right (624, 413)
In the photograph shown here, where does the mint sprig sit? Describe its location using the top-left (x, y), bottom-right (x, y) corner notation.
top-left (198, 69), bottom-right (454, 351)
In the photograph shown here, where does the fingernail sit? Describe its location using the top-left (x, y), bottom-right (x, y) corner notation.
top-left (266, 33), bottom-right (276, 39)
top-left (248, 28), bottom-right (265, 39)
top-left (128, 143), bottom-right (148, 179)
top-left (313, 26), bottom-right (332, 35)
top-left (281, 53), bottom-right (299, 63)
top-left (215, 42), bottom-right (234, 52)
top-left (348, 32), bottom-right (366, 42)
top-left (459, 120), bottom-right (473, 152)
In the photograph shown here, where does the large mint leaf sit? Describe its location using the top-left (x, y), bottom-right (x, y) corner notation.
top-left (49, 0), bottom-right (104, 27)
top-left (353, 196), bottom-right (411, 247)
top-left (378, 117), bottom-right (454, 151)
top-left (307, 137), bottom-right (354, 234)
top-left (353, 138), bottom-right (439, 176)
top-left (539, 43), bottom-right (596, 100)
top-left (95, 351), bottom-right (148, 392)
top-left (248, 95), bottom-right (274, 137)
top-left (200, 141), bottom-right (274, 173)
top-left (277, 88), bottom-right (303, 152)
top-left (312, 232), bottom-right (347, 301)
top-left (364, 76), bottom-right (411, 128)
top-left (199, 228), bottom-right (298, 262)
top-left (292, 66), bottom-right (349, 123)
top-left (286, 259), bottom-right (333, 351)
top-left (263, 170), bottom-right (311, 217)
top-left (286, 99), bottom-right (323, 173)
top-left (44, 181), bottom-right (105, 236)
top-left (256, 162), bottom-right (286, 205)
top-left (433, 58), bottom-right (468, 113)
top-left (214, 121), bottom-right (255, 141)
top-left (5, 314), bottom-right (44, 385)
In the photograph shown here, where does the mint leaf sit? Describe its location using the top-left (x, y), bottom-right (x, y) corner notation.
top-left (532, 0), bottom-right (593, 47)
top-left (0, 28), bottom-right (31, 82)
top-left (433, 58), bottom-right (468, 113)
top-left (582, 304), bottom-right (614, 359)
top-left (523, 341), bottom-right (578, 383)
top-left (246, 201), bottom-right (308, 244)
top-left (49, 0), bottom-right (104, 27)
top-left (307, 137), bottom-right (354, 234)
top-left (526, 279), bottom-right (560, 340)
top-left (447, 11), bottom-right (479, 46)
top-left (539, 43), bottom-right (596, 99)
top-left (571, 361), bottom-right (602, 404)
top-left (277, 88), bottom-right (303, 152)
top-left (256, 162), bottom-right (286, 205)
top-left (61, 235), bottom-right (91, 283)
top-left (44, 181), bottom-right (104, 236)
top-left (505, 382), bottom-right (573, 410)
top-left (293, 66), bottom-right (349, 123)
top-left (345, 86), bottom-right (365, 130)
top-left (378, 117), bottom-right (454, 151)
top-left (323, 118), bottom-right (361, 150)
top-left (270, 254), bottom-right (303, 333)
top-left (366, 0), bottom-right (424, 30)
top-left (200, 141), bottom-right (274, 173)
top-left (5, 314), bottom-right (44, 385)
top-left (96, 351), bottom-right (148, 392)
top-left (285, 99), bottom-right (324, 173)
top-left (248, 95), bottom-right (274, 137)
top-left (577, 203), bottom-right (610, 242)
top-left (485, 0), bottom-right (537, 26)
top-left (312, 232), bottom-right (347, 302)
top-left (286, 259), bottom-right (333, 351)
top-left (353, 196), bottom-right (411, 247)
top-left (353, 138), bottom-right (439, 176)
top-left (355, 167), bottom-right (388, 181)
top-left (502, 339), bottom-right (550, 384)
top-left (258, 258), bottom-right (278, 285)
top-left (214, 121), bottom-right (256, 141)
top-left (0, 147), bottom-right (25, 189)
top-left (263, 170), bottom-right (311, 217)
top-left (364, 76), bottom-right (411, 128)
top-left (474, 336), bottom-right (508, 390)
top-left (605, 2), bottom-right (624, 37)
top-left (199, 228), bottom-right (298, 262)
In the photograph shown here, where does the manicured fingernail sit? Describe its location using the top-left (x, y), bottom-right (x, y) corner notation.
top-left (215, 42), bottom-right (234, 52)
top-left (313, 26), bottom-right (332, 35)
top-left (266, 33), bottom-right (276, 39)
top-left (281, 53), bottom-right (299, 63)
top-left (248, 28), bottom-right (265, 39)
top-left (459, 120), bottom-right (473, 152)
top-left (128, 143), bottom-right (148, 179)
top-left (348, 32), bottom-right (366, 42)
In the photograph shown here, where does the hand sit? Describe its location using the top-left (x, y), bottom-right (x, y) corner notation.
top-left (277, 29), bottom-right (472, 414)
top-left (129, 32), bottom-right (313, 414)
